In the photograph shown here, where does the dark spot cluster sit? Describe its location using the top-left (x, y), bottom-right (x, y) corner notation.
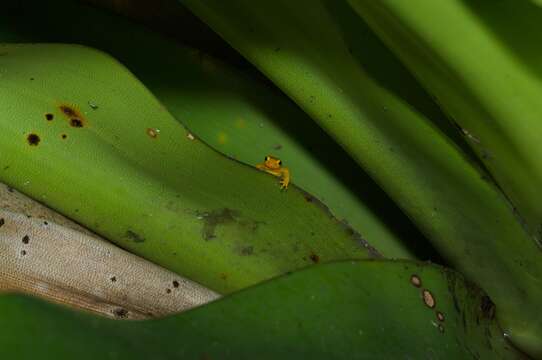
top-left (0, 218), bottom-right (4, 228)
top-left (59, 104), bottom-right (86, 128)
top-left (20, 234), bottom-right (31, 257)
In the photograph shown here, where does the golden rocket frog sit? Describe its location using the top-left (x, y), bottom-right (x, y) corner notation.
top-left (256, 155), bottom-right (290, 189)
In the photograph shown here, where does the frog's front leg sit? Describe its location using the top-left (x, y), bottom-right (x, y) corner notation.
top-left (279, 168), bottom-right (290, 189)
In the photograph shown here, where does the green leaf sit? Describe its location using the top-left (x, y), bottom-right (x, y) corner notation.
top-left (0, 43), bottom-right (374, 294)
top-left (0, 0), bottom-right (431, 260)
top-left (0, 260), bottom-right (522, 359)
top-left (178, 1), bottom-right (542, 351)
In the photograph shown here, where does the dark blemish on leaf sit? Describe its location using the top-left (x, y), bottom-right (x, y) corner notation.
top-left (59, 105), bottom-right (78, 117)
top-left (125, 230), bottom-right (145, 243)
top-left (309, 253), bottom-right (320, 263)
top-left (110, 276), bottom-right (117, 282)
top-left (7, 187), bottom-right (13, 193)
top-left (43, 221), bottom-right (48, 225)
top-left (196, 208), bottom-right (262, 241)
top-left (436, 311), bottom-right (445, 322)
top-left (29, 77), bottom-right (34, 81)
top-left (480, 296), bottom-right (495, 319)
top-left (240, 246), bottom-right (254, 256)
top-left (59, 104), bottom-right (86, 127)
top-left (27, 133), bottom-right (40, 146)
top-left (3, 166), bottom-right (9, 171)
top-left (70, 119), bottom-right (83, 128)
top-left (22, 235), bottom-right (29, 244)
top-left (304, 195), bottom-right (314, 202)
top-left (88, 101), bottom-right (98, 110)
top-left (220, 273), bottom-right (228, 280)
top-left (20, 250), bottom-right (26, 256)
top-left (173, 280), bottom-right (179, 288)
top-left (45, 113), bottom-right (54, 121)
top-left (113, 308), bottom-right (128, 318)
top-left (273, 144), bottom-right (283, 150)
top-left (422, 289), bottom-right (436, 308)
top-left (26, 214), bottom-right (32, 219)
top-left (166, 288), bottom-right (171, 294)
top-left (0, 218), bottom-right (4, 228)
top-left (410, 274), bottom-right (422, 287)
top-left (61, 134), bottom-right (67, 139)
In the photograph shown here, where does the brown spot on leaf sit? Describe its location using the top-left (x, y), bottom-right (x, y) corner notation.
top-left (147, 128), bottom-right (159, 138)
top-left (61, 134), bottom-right (67, 139)
top-left (309, 253), bottom-right (320, 263)
top-left (45, 113), bottom-right (54, 121)
top-left (436, 311), bottom-right (445, 322)
top-left (173, 280), bottom-right (179, 288)
top-left (110, 276), bottom-right (117, 282)
top-left (59, 105), bottom-right (78, 117)
top-left (22, 235), bottom-right (29, 244)
top-left (166, 288), bottom-right (171, 294)
top-left (410, 275), bottom-right (422, 287)
top-left (113, 308), bottom-right (128, 318)
top-left (27, 133), bottom-right (40, 146)
top-left (422, 289), bottom-right (436, 308)
top-left (58, 104), bottom-right (86, 127)
top-left (0, 218), bottom-right (4, 228)
top-left (20, 250), bottom-right (27, 256)
top-left (70, 118), bottom-right (83, 128)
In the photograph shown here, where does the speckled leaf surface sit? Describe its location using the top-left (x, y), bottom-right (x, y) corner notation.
top-left (0, 260), bottom-right (523, 359)
top-left (0, 43), bottom-right (376, 294)
top-left (0, 0), bottom-right (432, 260)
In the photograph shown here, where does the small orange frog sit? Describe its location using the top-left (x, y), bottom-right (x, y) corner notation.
top-left (256, 155), bottom-right (290, 189)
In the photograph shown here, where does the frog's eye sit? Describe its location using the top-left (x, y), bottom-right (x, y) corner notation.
top-left (277, 160), bottom-right (282, 165)
top-left (265, 156), bottom-right (270, 161)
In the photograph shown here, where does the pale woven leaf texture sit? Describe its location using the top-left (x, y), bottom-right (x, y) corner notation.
top-left (0, 183), bottom-right (219, 319)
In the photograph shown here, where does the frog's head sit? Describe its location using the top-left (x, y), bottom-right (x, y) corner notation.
top-left (264, 155), bottom-right (282, 170)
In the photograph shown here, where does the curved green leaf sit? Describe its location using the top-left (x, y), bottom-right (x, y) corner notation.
top-left (0, 0), bottom-right (431, 259)
top-left (0, 43), bottom-right (374, 294)
top-left (0, 260), bottom-right (522, 359)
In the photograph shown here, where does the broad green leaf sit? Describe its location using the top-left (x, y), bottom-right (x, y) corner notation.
top-left (0, 0), bottom-right (433, 260)
top-left (178, 0), bottom-right (542, 349)
top-left (0, 260), bottom-right (522, 359)
top-left (0, 43), bottom-right (375, 294)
